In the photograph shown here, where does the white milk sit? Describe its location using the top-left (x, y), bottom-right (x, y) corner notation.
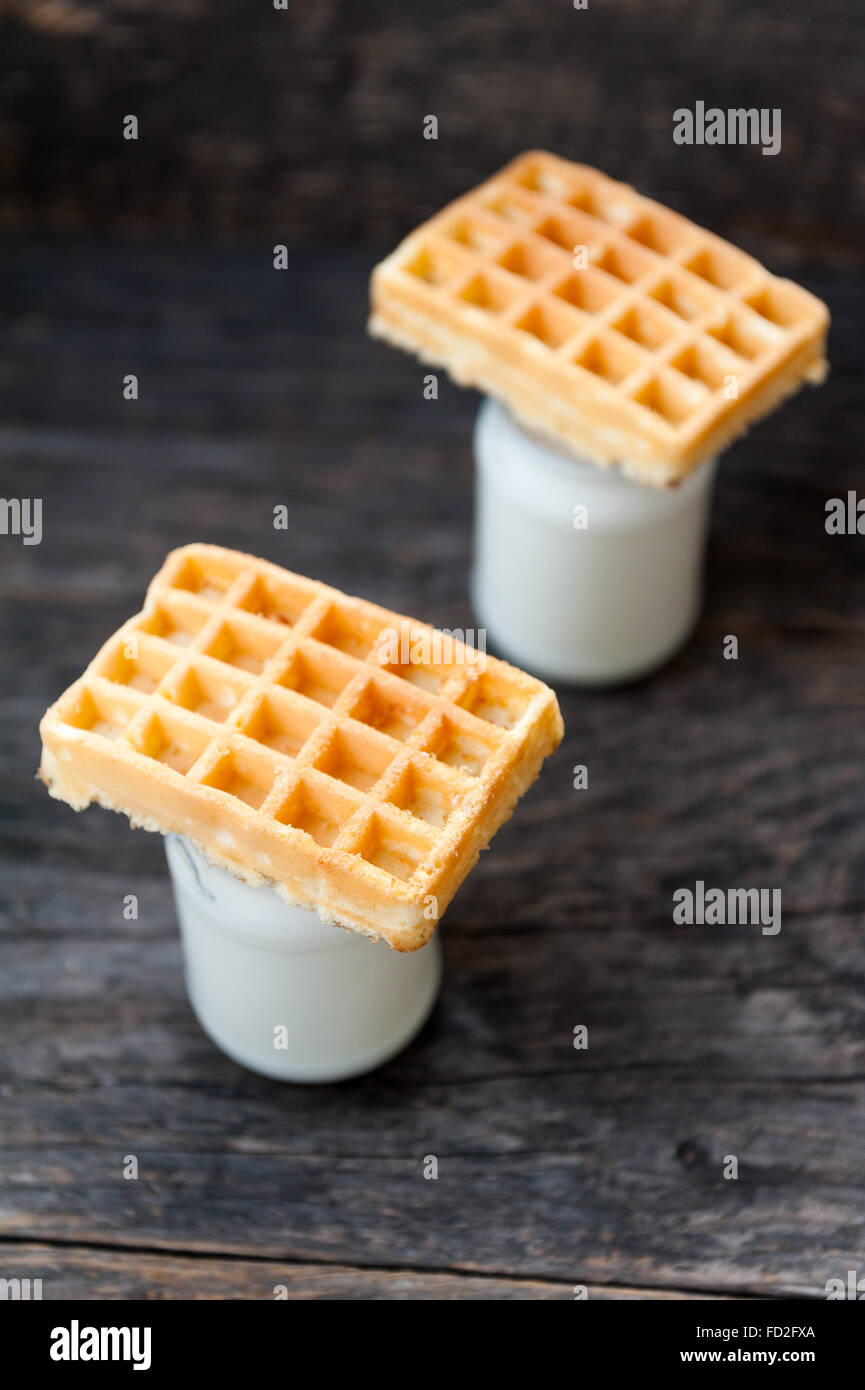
top-left (165, 835), bottom-right (442, 1083)
top-left (472, 397), bottom-right (718, 685)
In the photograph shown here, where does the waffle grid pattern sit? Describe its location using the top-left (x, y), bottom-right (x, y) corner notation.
top-left (41, 546), bottom-right (562, 949)
top-left (371, 152), bottom-right (828, 484)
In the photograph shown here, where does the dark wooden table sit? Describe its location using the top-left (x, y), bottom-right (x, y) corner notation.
top-left (0, 243), bottom-right (862, 1300)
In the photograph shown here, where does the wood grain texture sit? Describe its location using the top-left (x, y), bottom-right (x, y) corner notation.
top-left (0, 244), bottom-right (862, 1301)
top-left (0, 1243), bottom-right (745, 1300)
top-left (0, 0), bottom-right (862, 269)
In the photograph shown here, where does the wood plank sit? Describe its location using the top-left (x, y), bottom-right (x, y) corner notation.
top-left (0, 1243), bottom-right (744, 1300)
top-left (0, 1047), bottom-right (861, 1296)
top-left (2, 2), bottom-right (861, 270)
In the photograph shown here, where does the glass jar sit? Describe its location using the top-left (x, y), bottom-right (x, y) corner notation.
top-left (472, 397), bottom-right (717, 684)
top-left (165, 835), bottom-right (442, 1083)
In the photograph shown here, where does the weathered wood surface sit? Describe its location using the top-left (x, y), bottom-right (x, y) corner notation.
top-left (0, 1243), bottom-right (741, 1301)
top-left (1, 0), bottom-right (863, 270)
top-left (0, 244), bottom-right (862, 1300)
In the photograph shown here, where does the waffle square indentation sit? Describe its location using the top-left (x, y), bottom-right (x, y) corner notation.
top-left (386, 761), bottom-right (465, 828)
top-left (347, 676), bottom-right (431, 743)
top-left (204, 616), bottom-right (283, 674)
top-left (276, 644), bottom-right (357, 707)
top-left (235, 688), bottom-right (322, 757)
top-left (272, 776), bottom-right (361, 847)
top-left (354, 810), bottom-right (435, 882)
top-left (131, 712), bottom-right (210, 776)
top-left (164, 663), bottom-right (251, 724)
top-left (197, 744), bottom-right (277, 810)
top-left (423, 714), bottom-right (501, 776)
top-left (313, 723), bottom-right (396, 792)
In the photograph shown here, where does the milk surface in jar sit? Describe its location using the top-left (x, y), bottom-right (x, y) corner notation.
top-left (472, 397), bottom-right (718, 686)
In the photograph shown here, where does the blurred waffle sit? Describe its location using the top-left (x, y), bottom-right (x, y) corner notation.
top-left (370, 151), bottom-right (829, 487)
top-left (39, 545), bottom-right (563, 951)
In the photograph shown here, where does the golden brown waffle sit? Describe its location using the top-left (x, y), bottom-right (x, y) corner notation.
top-left (39, 545), bottom-right (563, 951)
top-left (370, 151), bottom-right (829, 487)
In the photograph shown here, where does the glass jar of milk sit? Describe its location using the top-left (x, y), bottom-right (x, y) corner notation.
top-left (165, 835), bottom-right (442, 1083)
top-left (472, 397), bottom-right (718, 685)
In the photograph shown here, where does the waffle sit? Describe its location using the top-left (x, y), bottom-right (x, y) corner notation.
top-left (39, 545), bottom-right (563, 951)
top-left (369, 151), bottom-right (829, 487)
